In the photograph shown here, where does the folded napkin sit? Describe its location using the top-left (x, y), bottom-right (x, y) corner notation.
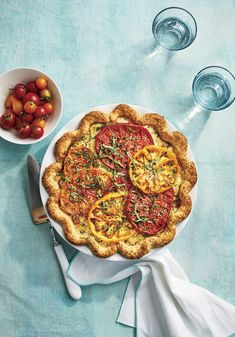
top-left (67, 249), bottom-right (235, 337)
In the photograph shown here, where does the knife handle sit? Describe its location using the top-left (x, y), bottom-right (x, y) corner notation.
top-left (54, 244), bottom-right (82, 300)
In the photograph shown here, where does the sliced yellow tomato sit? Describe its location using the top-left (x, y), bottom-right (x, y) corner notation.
top-left (88, 192), bottom-right (136, 242)
top-left (129, 145), bottom-right (180, 194)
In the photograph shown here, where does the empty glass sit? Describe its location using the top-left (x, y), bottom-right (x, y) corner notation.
top-left (192, 66), bottom-right (235, 111)
top-left (152, 7), bottom-right (197, 51)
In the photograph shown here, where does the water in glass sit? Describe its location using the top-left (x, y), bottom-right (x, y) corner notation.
top-left (193, 73), bottom-right (231, 110)
top-left (153, 17), bottom-right (191, 50)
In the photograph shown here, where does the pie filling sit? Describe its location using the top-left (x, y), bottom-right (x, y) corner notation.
top-left (58, 122), bottom-right (182, 242)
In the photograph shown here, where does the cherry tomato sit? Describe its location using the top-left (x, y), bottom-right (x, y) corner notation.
top-left (11, 95), bottom-right (23, 115)
top-left (20, 111), bottom-right (34, 123)
top-left (14, 117), bottom-right (23, 130)
top-left (43, 102), bottom-right (54, 114)
top-left (0, 110), bottom-right (16, 129)
top-left (34, 106), bottom-right (46, 118)
top-left (41, 114), bottom-right (49, 120)
top-left (36, 77), bottom-right (47, 90)
top-left (13, 83), bottom-right (26, 100)
top-left (18, 123), bottom-right (31, 138)
top-left (23, 92), bottom-right (40, 105)
top-left (24, 101), bottom-right (37, 114)
top-left (32, 118), bottom-right (46, 128)
top-left (31, 125), bottom-right (44, 139)
top-left (5, 95), bottom-right (13, 108)
top-left (5, 108), bottom-right (14, 114)
top-left (26, 81), bottom-right (39, 94)
top-left (40, 88), bottom-right (51, 101)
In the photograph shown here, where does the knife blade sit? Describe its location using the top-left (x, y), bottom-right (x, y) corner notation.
top-left (27, 154), bottom-right (82, 300)
top-left (27, 155), bottom-right (48, 224)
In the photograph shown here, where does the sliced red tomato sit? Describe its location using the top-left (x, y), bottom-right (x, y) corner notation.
top-left (63, 146), bottom-right (99, 176)
top-left (112, 172), bottom-right (133, 191)
top-left (59, 168), bottom-right (113, 217)
top-left (125, 187), bottom-right (174, 235)
top-left (95, 123), bottom-right (154, 171)
top-left (59, 182), bottom-right (97, 217)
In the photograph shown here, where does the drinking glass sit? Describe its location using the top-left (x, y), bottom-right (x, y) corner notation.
top-left (152, 7), bottom-right (197, 51)
top-left (192, 66), bottom-right (235, 111)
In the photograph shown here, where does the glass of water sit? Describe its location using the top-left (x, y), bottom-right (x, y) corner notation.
top-left (192, 66), bottom-right (235, 111)
top-left (152, 7), bottom-right (197, 51)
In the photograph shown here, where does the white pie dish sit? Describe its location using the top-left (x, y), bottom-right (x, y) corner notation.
top-left (40, 103), bottom-right (198, 261)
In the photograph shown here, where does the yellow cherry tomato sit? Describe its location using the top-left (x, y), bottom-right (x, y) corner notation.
top-left (36, 77), bottom-right (47, 90)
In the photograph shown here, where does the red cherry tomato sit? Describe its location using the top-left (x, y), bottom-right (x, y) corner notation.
top-left (32, 118), bottom-right (46, 128)
top-left (18, 123), bottom-right (31, 138)
top-left (5, 108), bottom-right (14, 114)
top-left (43, 102), bottom-right (54, 114)
top-left (14, 117), bottom-right (23, 130)
top-left (13, 83), bottom-right (26, 99)
top-left (24, 101), bottom-right (37, 114)
top-left (31, 125), bottom-right (44, 139)
top-left (23, 92), bottom-right (40, 105)
top-left (34, 106), bottom-right (47, 118)
top-left (0, 110), bottom-right (16, 129)
top-left (36, 77), bottom-right (47, 90)
top-left (26, 81), bottom-right (39, 94)
top-left (20, 111), bottom-right (34, 123)
top-left (40, 88), bottom-right (51, 101)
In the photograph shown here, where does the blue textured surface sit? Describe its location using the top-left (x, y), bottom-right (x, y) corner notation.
top-left (0, 1), bottom-right (234, 336)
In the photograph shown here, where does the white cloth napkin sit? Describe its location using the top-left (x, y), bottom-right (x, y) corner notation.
top-left (67, 249), bottom-right (235, 337)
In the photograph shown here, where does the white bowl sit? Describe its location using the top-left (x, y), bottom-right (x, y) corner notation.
top-left (0, 67), bottom-right (62, 145)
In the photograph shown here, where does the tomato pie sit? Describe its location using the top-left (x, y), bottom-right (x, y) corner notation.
top-left (43, 104), bottom-right (197, 259)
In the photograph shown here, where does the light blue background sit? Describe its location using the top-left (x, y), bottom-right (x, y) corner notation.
top-left (0, 1), bottom-right (234, 336)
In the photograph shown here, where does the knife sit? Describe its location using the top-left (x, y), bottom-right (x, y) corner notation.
top-left (27, 154), bottom-right (82, 300)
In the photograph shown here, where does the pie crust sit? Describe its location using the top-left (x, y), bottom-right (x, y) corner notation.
top-left (42, 104), bottom-right (197, 259)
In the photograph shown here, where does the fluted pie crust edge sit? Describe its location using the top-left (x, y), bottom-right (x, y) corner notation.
top-left (42, 104), bottom-right (197, 259)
